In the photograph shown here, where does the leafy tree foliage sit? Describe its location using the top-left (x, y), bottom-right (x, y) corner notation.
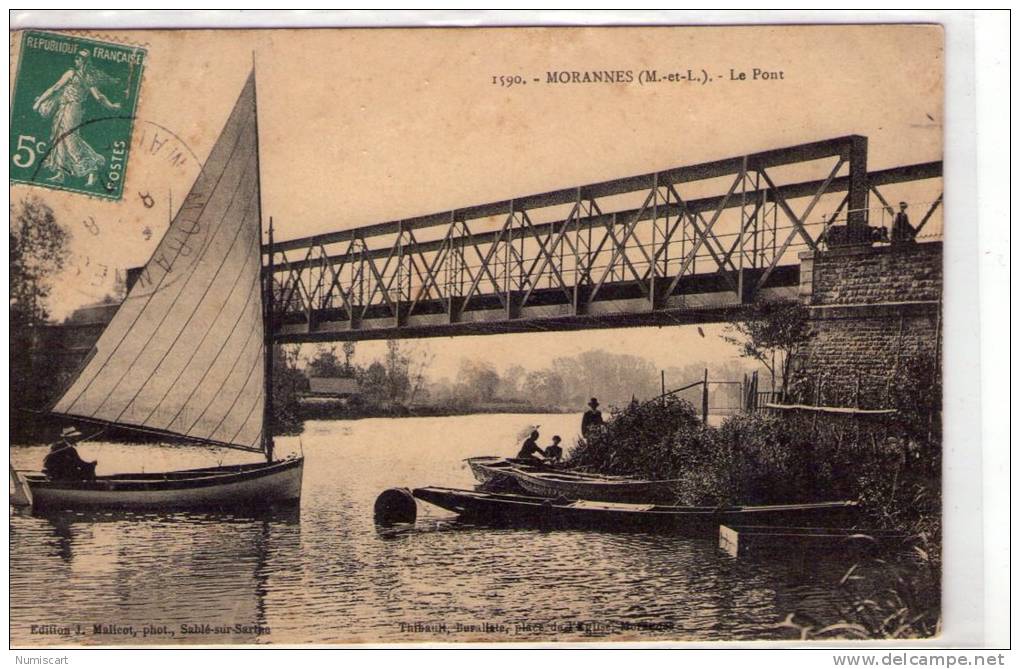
top-left (271, 344), bottom-right (306, 434)
top-left (10, 198), bottom-right (71, 430)
top-left (10, 197), bottom-right (70, 328)
top-left (723, 300), bottom-right (812, 393)
top-left (307, 345), bottom-right (347, 378)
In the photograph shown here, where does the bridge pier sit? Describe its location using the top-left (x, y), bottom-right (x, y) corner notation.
top-left (794, 241), bottom-right (942, 408)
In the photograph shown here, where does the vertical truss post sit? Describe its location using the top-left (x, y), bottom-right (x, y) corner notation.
top-left (750, 172), bottom-right (758, 269)
top-left (663, 183), bottom-right (671, 281)
top-left (649, 173), bottom-right (659, 309)
top-left (505, 202), bottom-right (513, 318)
top-left (349, 239), bottom-right (362, 331)
top-left (847, 135), bottom-right (869, 229)
top-left (572, 189), bottom-right (583, 315)
top-left (305, 252), bottom-right (314, 332)
top-left (738, 156), bottom-right (747, 302)
top-left (395, 222), bottom-right (405, 327)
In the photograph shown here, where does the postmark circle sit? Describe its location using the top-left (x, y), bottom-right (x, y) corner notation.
top-left (52, 117), bottom-right (208, 305)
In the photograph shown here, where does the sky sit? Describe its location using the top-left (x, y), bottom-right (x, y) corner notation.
top-left (11, 25), bottom-right (943, 375)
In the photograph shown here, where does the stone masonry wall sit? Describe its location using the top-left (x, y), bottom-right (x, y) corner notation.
top-left (793, 242), bottom-right (942, 408)
top-left (810, 242), bottom-right (942, 306)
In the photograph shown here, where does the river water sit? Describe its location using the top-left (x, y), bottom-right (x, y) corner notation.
top-left (10, 414), bottom-right (856, 645)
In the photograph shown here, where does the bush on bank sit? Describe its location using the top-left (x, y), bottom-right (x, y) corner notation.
top-left (565, 389), bottom-right (942, 639)
top-left (567, 398), bottom-right (940, 532)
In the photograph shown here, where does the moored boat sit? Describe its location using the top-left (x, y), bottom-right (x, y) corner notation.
top-left (466, 456), bottom-right (513, 485)
top-left (465, 456), bottom-right (681, 503)
top-left (412, 487), bottom-right (858, 535)
top-left (507, 467), bottom-right (682, 503)
top-left (20, 459), bottom-right (303, 511)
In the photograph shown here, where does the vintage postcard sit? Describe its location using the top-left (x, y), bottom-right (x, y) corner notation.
top-left (9, 23), bottom-right (945, 646)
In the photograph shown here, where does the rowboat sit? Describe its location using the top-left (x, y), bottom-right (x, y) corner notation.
top-left (17, 459), bottom-right (303, 511)
top-left (466, 456), bottom-right (564, 483)
top-left (412, 487), bottom-right (858, 535)
top-left (466, 456), bottom-right (515, 485)
top-left (465, 456), bottom-right (682, 503)
top-left (10, 72), bottom-right (303, 512)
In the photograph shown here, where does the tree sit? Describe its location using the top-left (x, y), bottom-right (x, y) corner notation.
top-left (271, 344), bottom-right (307, 435)
top-left (384, 340), bottom-right (411, 402)
top-left (524, 369), bottom-right (566, 408)
top-left (341, 341), bottom-right (356, 372)
top-left (499, 364), bottom-right (526, 400)
top-left (406, 349), bottom-right (434, 406)
top-left (723, 300), bottom-right (812, 394)
top-left (458, 359), bottom-right (501, 403)
top-left (360, 361), bottom-right (389, 404)
top-left (10, 198), bottom-right (71, 423)
top-left (10, 197), bottom-right (70, 329)
top-left (552, 349), bottom-right (658, 408)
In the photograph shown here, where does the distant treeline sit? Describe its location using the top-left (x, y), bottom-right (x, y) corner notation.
top-left (291, 342), bottom-right (758, 419)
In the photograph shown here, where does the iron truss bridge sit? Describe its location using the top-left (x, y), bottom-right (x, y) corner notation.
top-left (266, 135), bottom-right (942, 342)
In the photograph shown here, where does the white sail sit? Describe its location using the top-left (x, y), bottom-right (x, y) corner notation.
top-left (52, 74), bottom-right (268, 453)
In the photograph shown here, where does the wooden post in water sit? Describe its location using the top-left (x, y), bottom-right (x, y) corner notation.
top-left (661, 370), bottom-right (666, 406)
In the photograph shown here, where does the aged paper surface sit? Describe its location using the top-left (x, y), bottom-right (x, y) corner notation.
top-left (10, 24), bottom-right (944, 646)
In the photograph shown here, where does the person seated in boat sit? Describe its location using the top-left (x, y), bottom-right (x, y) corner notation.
top-left (43, 427), bottom-right (97, 481)
top-left (581, 397), bottom-right (604, 438)
top-left (516, 430), bottom-right (546, 461)
top-left (544, 435), bottom-right (564, 465)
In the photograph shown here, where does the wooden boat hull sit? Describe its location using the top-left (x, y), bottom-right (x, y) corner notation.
top-left (412, 486), bottom-right (858, 535)
top-left (509, 468), bottom-right (680, 503)
top-left (466, 456), bottom-right (508, 484)
top-left (465, 456), bottom-right (681, 503)
top-left (21, 457), bottom-right (304, 511)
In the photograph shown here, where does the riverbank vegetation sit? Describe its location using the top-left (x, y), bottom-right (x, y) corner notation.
top-left (566, 352), bottom-right (942, 638)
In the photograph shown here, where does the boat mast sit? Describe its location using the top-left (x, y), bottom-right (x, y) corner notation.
top-left (263, 218), bottom-right (275, 462)
top-left (253, 64), bottom-right (275, 463)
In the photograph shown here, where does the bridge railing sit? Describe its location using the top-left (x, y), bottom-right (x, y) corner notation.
top-left (820, 200), bottom-right (944, 244)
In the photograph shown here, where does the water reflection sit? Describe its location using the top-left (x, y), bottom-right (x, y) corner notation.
top-left (12, 502), bottom-right (299, 645)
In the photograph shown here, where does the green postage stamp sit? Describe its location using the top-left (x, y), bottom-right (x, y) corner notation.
top-left (10, 31), bottom-right (146, 200)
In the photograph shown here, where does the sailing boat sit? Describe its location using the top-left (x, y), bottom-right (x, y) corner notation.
top-left (11, 72), bottom-right (303, 511)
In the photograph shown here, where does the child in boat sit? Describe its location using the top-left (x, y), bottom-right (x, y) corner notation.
top-left (544, 436), bottom-right (564, 464)
top-left (43, 427), bottom-right (97, 481)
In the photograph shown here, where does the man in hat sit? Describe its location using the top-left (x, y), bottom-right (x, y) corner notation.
top-left (43, 427), bottom-right (97, 481)
top-left (891, 201), bottom-right (916, 245)
top-left (581, 398), bottom-right (604, 438)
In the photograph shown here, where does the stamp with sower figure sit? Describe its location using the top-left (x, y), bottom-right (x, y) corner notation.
top-left (10, 31), bottom-right (145, 200)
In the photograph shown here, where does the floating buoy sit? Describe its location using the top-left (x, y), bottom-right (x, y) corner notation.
top-left (374, 488), bottom-right (417, 525)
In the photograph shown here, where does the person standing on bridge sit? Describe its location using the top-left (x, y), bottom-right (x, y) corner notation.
top-left (581, 398), bottom-right (604, 439)
top-left (891, 201), bottom-right (916, 245)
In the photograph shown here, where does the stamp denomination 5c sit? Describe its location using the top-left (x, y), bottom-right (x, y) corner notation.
top-left (10, 31), bottom-right (145, 200)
